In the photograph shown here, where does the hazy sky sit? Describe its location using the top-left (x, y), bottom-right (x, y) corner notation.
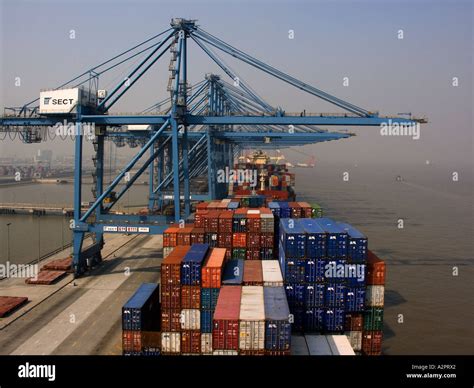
top-left (0, 0), bottom-right (472, 170)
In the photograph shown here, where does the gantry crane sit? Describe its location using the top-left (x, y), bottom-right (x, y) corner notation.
top-left (0, 18), bottom-right (426, 276)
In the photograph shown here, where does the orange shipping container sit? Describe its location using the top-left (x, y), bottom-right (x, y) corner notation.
top-left (177, 226), bottom-right (193, 246)
top-left (232, 232), bottom-right (247, 248)
top-left (163, 227), bottom-right (179, 247)
top-left (367, 250), bottom-right (386, 285)
top-left (161, 246), bottom-right (190, 285)
top-left (202, 248), bottom-right (226, 288)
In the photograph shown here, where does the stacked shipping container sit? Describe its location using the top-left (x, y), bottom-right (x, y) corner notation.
top-left (122, 283), bottom-right (161, 355)
top-left (163, 206), bottom-right (276, 261)
top-left (278, 217), bottom-right (386, 354)
top-left (155, 243), bottom-right (291, 355)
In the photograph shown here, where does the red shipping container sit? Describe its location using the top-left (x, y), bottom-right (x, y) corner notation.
top-left (362, 331), bottom-right (383, 355)
top-left (232, 233), bottom-right (247, 248)
top-left (225, 249), bottom-right (232, 261)
top-left (367, 250), bottom-right (386, 285)
top-left (181, 285), bottom-right (201, 309)
top-left (247, 232), bottom-right (261, 249)
top-left (213, 286), bottom-right (242, 350)
top-left (298, 202), bottom-right (313, 218)
top-left (161, 284), bottom-right (181, 309)
top-left (243, 260), bottom-right (263, 285)
top-left (181, 330), bottom-right (201, 354)
top-left (289, 202), bottom-right (302, 218)
top-left (218, 233), bottom-right (233, 248)
top-left (163, 227), bottom-right (179, 247)
top-left (122, 330), bottom-right (142, 353)
top-left (245, 248), bottom-right (261, 260)
top-left (161, 246), bottom-right (190, 285)
top-left (247, 212), bottom-right (261, 232)
top-left (259, 232), bottom-right (274, 248)
top-left (204, 210), bottom-right (220, 232)
top-left (176, 226), bottom-right (193, 246)
top-left (218, 211), bottom-right (234, 233)
top-left (196, 202), bottom-right (209, 213)
top-left (194, 210), bottom-right (208, 228)
top-left (202, 248), bottom-right (226, 288)
top-left (345, 313), bottom-right (363, 331)
top-left (190, 228), bottom-right (205, 244)
top-left (161, 308), bottom-right (181, 332)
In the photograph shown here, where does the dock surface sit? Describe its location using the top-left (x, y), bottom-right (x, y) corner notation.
top-left (0, 234), bottom-right (162, 355)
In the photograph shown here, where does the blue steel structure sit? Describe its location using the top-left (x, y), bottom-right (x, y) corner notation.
top-left (0, 19), bottom-right (425, 276)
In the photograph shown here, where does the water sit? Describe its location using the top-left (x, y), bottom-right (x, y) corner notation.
top-left (296, 162), bottom-right (474, 355)
top-left (0, 164), bottom-right (473, 354)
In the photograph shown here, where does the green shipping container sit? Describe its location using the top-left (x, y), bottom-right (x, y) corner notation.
top-left (310, 203), bottom-right (323, 218)
top-left (232, 248), bottom-right (246, 260)
top-left (364, 307), bottom-right (384, 331)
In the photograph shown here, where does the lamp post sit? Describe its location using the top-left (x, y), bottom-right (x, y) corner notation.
top-left (6, 222), bottom-right (11, 262)
top-left (37, 216), bottom-right (41, 263)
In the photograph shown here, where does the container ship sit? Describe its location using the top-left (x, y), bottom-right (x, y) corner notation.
top-left (121, 151), bottom-right (386, 356)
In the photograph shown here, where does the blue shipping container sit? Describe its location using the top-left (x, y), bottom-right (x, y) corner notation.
top-left (268, 202), bottom-right (280, 218)
top-left (301, 219), bottom-right (327, 258)
top-left (304, 283), bottom-right (325, 307)
top-left (314, 218), bottom-right (348, 259)
top-left (278, 202), bottom-right (291, 218)
top-left (305, 258), bottom-right (328, 283)
top-left (280, 218), bottom-right (306, 258)
top-left (200, 309), bottom-right (214, 333)
top-left (181, 244), bottom-right (209, 286)
top-left (283, 257), bottom-right (306, 283)
top-left (324, 308), bottom-right (345, 332)
top-left (337, 222), bottom-right (368, 263)
top-left (325, 283), bottom-right (346, 307)
top-left (264, 287), bottom-right (291, 351)
top-left (290, 307), bottom-right (305, 332)
top-left (345, 263), bottom-right (366, 286)
top-left (285, 283), bottom-right (305, 307)
top-left (201, 288), bottom-right (220, 310)
top-left (304, 307), bottom-right (325, 332)
top-left (227, 201), bottom-right (239, 210)
top-left (122, 283), bottom-right (160, 331)
top-left (345, 286), bottom-right (366, 312)
top-left (222, 259), bottom-right (244, 285)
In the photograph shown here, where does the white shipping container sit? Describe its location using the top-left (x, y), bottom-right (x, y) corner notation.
top-left (346, 331), bottom-right (362, 352)
top-left (161, 332), bottom-right (180, 354)
top-left (261, 260), bottom-right (284, 287)
top-left (39, 87), bottom-right (96, 114)
top-left (212, 350), bottom-right (238, 356)
top-left (180, 309), bottom-right (200, 330)
top-left (261, 213), bottom-right (275, 232)
top-left (305, 335), bottom-right (355, 355)
top-left (239, 286), bottom-right (265, 350)
top-left (327, 335), bottom-right (356, 356)
top-left (201, 333), bottom-right (213, 354)
top-left (366, 285), bottom-right (385, 307)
